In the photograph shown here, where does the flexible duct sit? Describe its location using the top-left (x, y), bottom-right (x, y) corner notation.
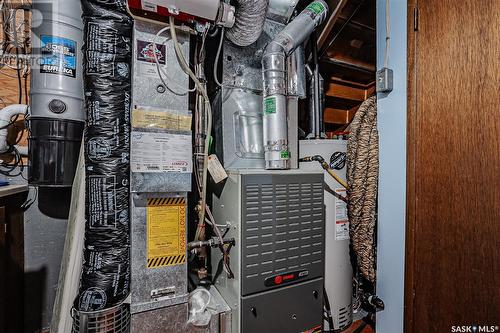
top-left (0, 104), bottom-right (28, 155)
top-left (76, 0), bottom-right (132, 314)
top-left (226, 0), bottom-right (269, 47)
top-left (262, 0), bottom-right (328, 169)
top-left (346, 96), bottom-right (378, 283)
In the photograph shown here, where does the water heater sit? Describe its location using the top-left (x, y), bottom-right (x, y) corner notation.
top-left (299, 139), bottom-right (353, 331)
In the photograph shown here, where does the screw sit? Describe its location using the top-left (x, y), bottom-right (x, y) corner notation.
top-left (156, 84), bottom-right (166, 93)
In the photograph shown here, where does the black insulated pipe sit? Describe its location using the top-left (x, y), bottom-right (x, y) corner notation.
top-left (76, 0), bottom-right (132, 314)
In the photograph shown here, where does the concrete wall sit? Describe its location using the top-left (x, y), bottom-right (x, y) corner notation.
top-left (375, 0), bottom-right (407, 332)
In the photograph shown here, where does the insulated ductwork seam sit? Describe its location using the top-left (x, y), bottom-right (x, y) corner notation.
top-left (77, 0), bottom-right (132, 313)
top-left (226, 0), bottom-right (269, 47)
top-left (262, 0), bottom-right (328, 169)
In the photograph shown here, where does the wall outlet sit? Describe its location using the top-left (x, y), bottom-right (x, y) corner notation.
top-left (376, 67), bottom-right (393, 93)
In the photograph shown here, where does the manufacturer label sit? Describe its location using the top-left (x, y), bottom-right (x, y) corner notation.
top-left (147, 197), bottom-right (186, 269)
top-left (136, 39), bottom-right (167, 78)
top-left (130, 131), bottom-right (192, 173)
top-left (335, 188), bottom-right (349, 240)
top-left (40, 35), bottom-right (77, 77)
top-left (141, 1), bottom-right (158, 11)
top-left (132, 108), bottom-right (191, 131)
top-left (264, 97), bottom-right (277, 114)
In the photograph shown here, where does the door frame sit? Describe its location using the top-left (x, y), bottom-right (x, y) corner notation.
top-left (405, 0), bottom-right (417, 332)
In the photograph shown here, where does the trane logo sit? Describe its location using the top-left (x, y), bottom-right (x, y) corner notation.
top-left (451, 326), bottom-right (499, 332)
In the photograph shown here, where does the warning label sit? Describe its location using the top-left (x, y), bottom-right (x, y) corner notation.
top-left (335, 188), bottom-right (349, 240)
top-left (147, 197), bottom-right (186, 268)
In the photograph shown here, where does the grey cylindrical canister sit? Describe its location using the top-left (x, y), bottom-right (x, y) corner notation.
top-left (31, 0), bottom-right (84, 122)
top-left (262, 0), bottom-right (329, 169)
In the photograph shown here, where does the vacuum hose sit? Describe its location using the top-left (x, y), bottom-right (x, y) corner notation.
top-left (346, 95), bottom-right (378, 283)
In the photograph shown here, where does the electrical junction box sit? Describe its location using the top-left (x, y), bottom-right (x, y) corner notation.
top-left (212, 170), bottom-right (325, 333)
top-left (376, 67), bottom-right (394, 93)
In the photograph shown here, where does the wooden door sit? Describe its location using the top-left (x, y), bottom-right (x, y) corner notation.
top-left (406, 0), bottom-right (500, 332)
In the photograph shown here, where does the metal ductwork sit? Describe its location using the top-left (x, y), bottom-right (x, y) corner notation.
top-left (262, 0), bottom-right (329, 169)
top-left (29, 0), bottom-right (85, 186)
top-left (226, 0), bottom-right (269, 47)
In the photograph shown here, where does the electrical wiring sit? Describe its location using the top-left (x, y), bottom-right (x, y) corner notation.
top-left (384, 0), bottom-right (390, 68)
top-left (153, 25), bottom-right (196, 96)
top-left (213, 27), bottom-right (224, 88)
top-left (168, 16), bottom-right (212, 243)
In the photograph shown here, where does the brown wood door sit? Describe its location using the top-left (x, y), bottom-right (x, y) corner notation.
top-left (406, 0), bottom-right (500, 332)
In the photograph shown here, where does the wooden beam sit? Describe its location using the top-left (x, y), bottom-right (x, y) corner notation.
top-left (331, 76), bottom-right (376, 89)
top-left (326, 83), bottom-right (366, 101)
top-left (317, 0), bottom-right (347, 50)
top-left (324, 106), bottom-right (359, 124)
top-left (364, 85), bottom-right (376, 99)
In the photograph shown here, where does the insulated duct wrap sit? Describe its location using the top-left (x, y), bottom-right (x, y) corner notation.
top-left (262, 0), bottom-right (328, 169)
top-left (77, 0), bottom-right (132, 312)
top-left (346, 96), bottom-right (378, 283)
top-left (226, 0), bottom-right (269, 47)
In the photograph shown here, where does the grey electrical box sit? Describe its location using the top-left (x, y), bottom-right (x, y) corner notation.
top-left (212, 170), bottom-right (325, 333)
top-left (376, 67), bottom-right (393, 93)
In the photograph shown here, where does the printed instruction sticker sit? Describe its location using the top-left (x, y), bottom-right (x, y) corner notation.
top-left (131, 131), bottom-right (192, 173)
top-left (132, 108), bottom-right (191, 131)
top-left (40, 35), bottom-right (77, 77)
top-left (88, 175), bottom-right (117, 229)
top-left (207, 154), bottom-right (228, 183)
top-left (136, 39), bottom-right (167, 78)
top-left (147, 197), bottom-right (186, 268)
top-left (335, 188), bottom-right (349, 240)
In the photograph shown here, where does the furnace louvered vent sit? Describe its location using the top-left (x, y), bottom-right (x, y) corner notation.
top-left (241, 174), bottom-right (325, 295)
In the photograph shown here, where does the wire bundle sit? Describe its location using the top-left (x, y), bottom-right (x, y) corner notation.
top-left (78, 0), bottom-right (132, 312)
top-left (0, 1), bottom-right (30, 176)
top-left (346, 95), bottom-right (378, 283)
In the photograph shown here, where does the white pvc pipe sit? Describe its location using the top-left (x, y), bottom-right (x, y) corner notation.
top-left (0, 104), bottom-right (29, 154)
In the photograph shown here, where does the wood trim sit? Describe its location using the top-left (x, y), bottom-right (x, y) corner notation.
top-left (405, 0), bottom-right (417, 332)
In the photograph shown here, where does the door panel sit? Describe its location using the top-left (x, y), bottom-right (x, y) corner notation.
top-left (406, 0), bottom-right (500, 332)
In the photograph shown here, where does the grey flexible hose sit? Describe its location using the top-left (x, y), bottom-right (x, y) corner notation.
top-left (226, 0), bottom-right (269, 47)
top-left (346, 96), bottom-right (378, 283)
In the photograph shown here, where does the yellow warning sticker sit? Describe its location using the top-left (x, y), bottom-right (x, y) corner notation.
top-left (147, 197), bottom-right (186, 269)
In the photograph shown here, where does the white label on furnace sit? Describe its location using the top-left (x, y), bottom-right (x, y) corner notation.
top-left (335, 188), bottom-right (349, 240)
top-left (131, 131), bottom-right (192, 173)
top-left (141, 1), bottom-right (158, 11)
